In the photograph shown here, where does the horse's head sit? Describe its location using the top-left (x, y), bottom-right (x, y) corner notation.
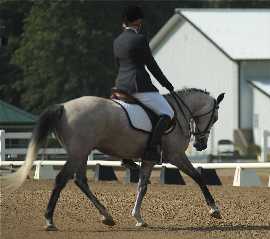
top-left (192, 93), bottom-right (225, 151)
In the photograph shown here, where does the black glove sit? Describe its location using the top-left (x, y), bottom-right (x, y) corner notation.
top-left (164, 81), bottom-right (174, 92)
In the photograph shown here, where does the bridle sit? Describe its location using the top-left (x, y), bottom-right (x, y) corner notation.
top-left (170, 91), bottom-right (219, 140)
top-left (170, 91), bottom-right (218, 141)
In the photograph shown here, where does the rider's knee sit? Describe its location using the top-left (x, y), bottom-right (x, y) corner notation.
top-left (159, 114), bottom-right (173, 129)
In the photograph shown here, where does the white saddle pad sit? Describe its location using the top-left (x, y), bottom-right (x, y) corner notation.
top-left (113, 99), bottom-right (152, 132)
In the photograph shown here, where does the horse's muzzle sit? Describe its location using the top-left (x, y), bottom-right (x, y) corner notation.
top-left (193, 142), bottom-right (207, 151)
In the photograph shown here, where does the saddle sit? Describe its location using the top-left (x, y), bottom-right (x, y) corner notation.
top-left (111, 89), bottom-right (160, 128)
top-left (111, 89), bottom-right (137, 104)
top-left (111, 89), bottom-right (176, 133)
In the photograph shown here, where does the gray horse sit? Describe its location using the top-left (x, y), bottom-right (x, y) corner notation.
top-left (2, 89), bottom-right (224, 230)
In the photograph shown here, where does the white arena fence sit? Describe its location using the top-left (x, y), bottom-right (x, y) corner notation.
top-left (1, 160), bottom-right (270, 169)
top-left (0, 130), bottom-right (269, 186)
top-left (0, 130), bottom-right (101, 162)
top-left (1, 129), bottom-right (269, 162)
top-left (1, 160), bottom-right (270, 187)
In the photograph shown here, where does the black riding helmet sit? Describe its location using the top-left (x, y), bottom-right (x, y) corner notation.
top-left (122, 5), bottom-right (144, 24)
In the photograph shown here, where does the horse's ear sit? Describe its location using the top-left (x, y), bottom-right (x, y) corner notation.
top-left (217, 93), bottom-right (225, 105)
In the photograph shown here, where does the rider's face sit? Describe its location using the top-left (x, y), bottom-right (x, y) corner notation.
top-left (129, 19), bottom-right (143, 31)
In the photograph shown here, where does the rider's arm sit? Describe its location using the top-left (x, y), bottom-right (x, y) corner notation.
top-left (139, 36), bottom-right (174, 92)
top-left (115, 57), bottom-right (120, 68)
top-left (113, 41), bottom-right (120, 68)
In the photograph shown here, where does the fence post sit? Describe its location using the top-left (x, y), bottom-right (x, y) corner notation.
top-left (0, 130), bottom-right (5, 161)
top-left (261, 130), bottom-right (270, 162)
top-left (88, 151), bottom-right (94, 161)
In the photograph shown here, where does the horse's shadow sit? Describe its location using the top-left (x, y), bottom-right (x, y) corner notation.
top-left (60, 224), bottom-right (270, 233)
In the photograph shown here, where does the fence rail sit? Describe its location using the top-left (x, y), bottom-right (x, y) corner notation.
top-left (1, 160), bottom-right (270, 169)
top-left (0, 130), bottom-right (103, 161)
top-left (1, 130), bottom-right (269, 164)
top-left (0, 130), bottom-right (67, 161)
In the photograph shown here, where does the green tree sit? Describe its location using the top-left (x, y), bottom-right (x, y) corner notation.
top-left (0, 45), bottom-right (23, 105)
top-left (14, 1), bottom-right (113, 112)
top-left (0, 0), bottom-right (32, 107)
top-left (13, 1), bottom-right (178, 113)
top-left (2, 0), bottom-right (269, 113)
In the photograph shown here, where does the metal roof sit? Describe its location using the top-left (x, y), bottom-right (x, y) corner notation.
top-left (248, 80), bottom-right (270, 98)
top-left (176, 9), bottom-right (270, 60)
top-left (0, 100), bottom-right (37, 125)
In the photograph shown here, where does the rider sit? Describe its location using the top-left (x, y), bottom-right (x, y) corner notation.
top-left (113, 5), bottom-right (174, 163)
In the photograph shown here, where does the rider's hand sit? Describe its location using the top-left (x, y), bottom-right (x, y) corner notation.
top-left (164, 81), bottom-right (174, 92)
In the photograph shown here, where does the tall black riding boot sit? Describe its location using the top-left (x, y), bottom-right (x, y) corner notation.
top-left (142, 115), bottom-right (172, 163)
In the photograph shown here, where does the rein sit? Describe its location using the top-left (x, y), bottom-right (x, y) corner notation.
top-left (170, 91), bottom-right (218, 138)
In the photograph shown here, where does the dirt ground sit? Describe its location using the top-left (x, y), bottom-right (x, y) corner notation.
top-left (1, 170), bottom-right (270, 239)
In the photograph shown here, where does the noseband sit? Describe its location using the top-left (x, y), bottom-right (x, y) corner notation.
top-left (170, 92), bottom-right (218, 139)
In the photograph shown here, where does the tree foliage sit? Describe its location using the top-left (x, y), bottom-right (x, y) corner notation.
top-left (1, 0), bottom-right (268, 113)
top-left (0, 45), bottom-right (22, 105)
top-left (14, 1), bottom-right (114, 112)
top-left (13, 1), bottom-right (178, 113)
top-left (0, 0), bottom-right (32, 107)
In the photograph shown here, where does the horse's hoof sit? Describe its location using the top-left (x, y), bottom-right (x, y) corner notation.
top-left (45, 224), bottom-right (58, 231)
top-left (209, 208), bottom-right (222, 219)
top-left (136, 222), bottom-right (148, 227)
top-left (102, 217), bottom-right (116, 226)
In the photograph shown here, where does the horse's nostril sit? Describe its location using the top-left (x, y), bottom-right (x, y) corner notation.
top-left (193, 142), bottom-right (207, 151)
top-left (202, 144), bottom-right (207, 150)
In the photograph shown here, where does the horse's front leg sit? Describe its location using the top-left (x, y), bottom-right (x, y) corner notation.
top-left (171, 154), bottom-right (221, 219)
top-left (132, 160), bottom-right (154, 227)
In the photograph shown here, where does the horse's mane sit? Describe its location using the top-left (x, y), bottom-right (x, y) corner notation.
top-left (178, 88), bottom-right (210, 95)
top-left (165, 88), bottom-right (210, 97)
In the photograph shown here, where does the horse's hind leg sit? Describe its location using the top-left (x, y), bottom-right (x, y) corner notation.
top-left (121, 159), bottom-right (139, 169)
top-left (44, 159), bottom-right (81, 231)
top-left (132, 160), bottom-right (155, 227)
top-left (172, 154), bottom-right (221, 219)
top-left (74, 159), bottom-right (115, 226)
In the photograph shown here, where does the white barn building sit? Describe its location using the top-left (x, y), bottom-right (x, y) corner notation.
top-left (248, 80), bottom-right (270, 161)
top-left (150, 9), bottom-right (270, 155)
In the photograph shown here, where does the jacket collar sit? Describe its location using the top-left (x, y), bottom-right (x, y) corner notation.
top-left (123, 25), bottom-right (138, 34)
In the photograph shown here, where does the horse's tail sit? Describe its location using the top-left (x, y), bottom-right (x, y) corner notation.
top-left (1, 104), bottom-right (64, 192)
